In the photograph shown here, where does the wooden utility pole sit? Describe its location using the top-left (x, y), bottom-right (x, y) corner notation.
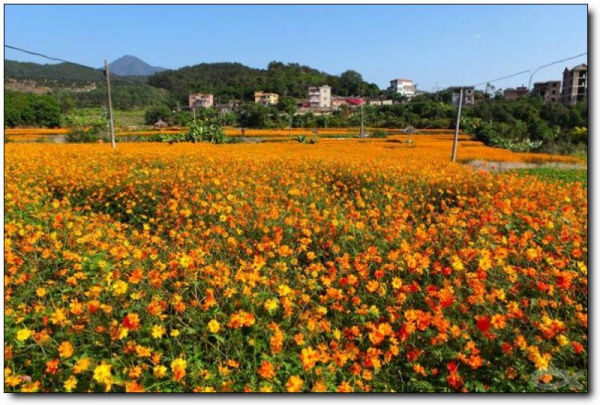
top-left (104, 60), bottom-right (116, 149)
top-left (451, 87), bottom-right (464, 162)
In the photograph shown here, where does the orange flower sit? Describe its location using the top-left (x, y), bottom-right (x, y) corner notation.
top-left (257, 360), bottom-right (276, 380)
top-left (337, 381), bottom-right (353, 392)
top-left (122, 313), bottom-right (141, 331)
top-left (286, 375), bottom-right (303, 392)
top-left (300, 346), bottom-right (319, 370)
top-left (58, 341), bottom-right (74, 359)
top-left (45, 358), bottom-right (60, 375)
top-left (171, 358), bottom-right (187, 382)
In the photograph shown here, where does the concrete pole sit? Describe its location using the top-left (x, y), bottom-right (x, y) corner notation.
top-left (451, 87), bottom-right (464, 162)
top-left (104, 60), bottom-right (116, 149)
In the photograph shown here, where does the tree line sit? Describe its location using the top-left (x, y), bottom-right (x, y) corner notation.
top-left (147, 61), bottom-right (380, 104)
top-left (4, 59), bottom-right (587, 153)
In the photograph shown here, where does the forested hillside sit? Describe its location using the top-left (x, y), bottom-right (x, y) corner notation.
top-left (147, 61), bottom-right (380, 102)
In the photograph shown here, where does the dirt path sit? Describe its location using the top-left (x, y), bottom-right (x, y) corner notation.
top-left (464, 159), bottom-right (586, 172)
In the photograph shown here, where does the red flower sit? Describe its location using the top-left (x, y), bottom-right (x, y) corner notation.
top-left (122, 313), bottom-right (141, 331)
top-left (446, 361), bottom-right (459, 374)
top-left (572, 341), bottom-right (584, 354)
top-left (476, 316), bottom-right (491, 333)
top-left (447, 372), bottom-right (463, 390)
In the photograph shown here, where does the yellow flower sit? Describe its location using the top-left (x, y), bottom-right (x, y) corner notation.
top-left (16, 328), bottom-right (32, 341)
top-left (50, 307), bottom-right (68, 325)
top-left (58, 341), bottom-right (74, 358)
top-left (264, 299), bottom-right (279, 311)
top-left (153, 365), bottom-right (167, 378)
top-left (151, 325), bottom-right (166, 339)
top-left (278, 284), bottom-right (292, 296)
top-left (63, 375), bottom-right (78, 392)
top-left (208, 319), bottom-right (221, 334)
top-left (556, 335), bottom-right (569, 346)
top-left (112, 280), bottom-right (128, 296)
top-left (451, 256), bottom-right (464, 272)
top-left (93, 363), bottom-right (113, 391)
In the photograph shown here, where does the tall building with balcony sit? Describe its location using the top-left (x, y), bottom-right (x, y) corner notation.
top-left (561, 64), bottom-right (587, 105)
top-left (308, 85), bottom-right (331, 108)
top-left (530, 81), bottom-right (561, 103)
top-left (188, 93), bottom-right (214, 109)
top-left (254, 91), bottom-right (279, 106)
top-left (387, 78), bottom-right (416, 99)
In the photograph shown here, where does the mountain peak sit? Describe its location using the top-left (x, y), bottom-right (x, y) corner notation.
top-left (109, 55), bottom-right (167, 76)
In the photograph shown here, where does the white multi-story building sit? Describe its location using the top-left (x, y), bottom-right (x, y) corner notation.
top-left (387, 79), bottom-right (416, 99)
top-left (308, 85), bottom-right (331, 108)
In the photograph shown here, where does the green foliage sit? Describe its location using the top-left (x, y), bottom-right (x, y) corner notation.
top-left (570, 126), bottom-right (588, 145)
top-left (295, 135), bottom-right (317, 144)
top-left (65, 127), bottom-right (102, 143)
top-left (162, 119), bottom-right (226, 144)
top-left (63, 112), bottom-right (108, 143)
top-left (159, 133), bottom-right (186, 143)
top-left (69, 84), bottom-right (171, 110)
top-left (5, 60), bottom-right (104, 87)
top-left (188, 120), bottom-right (225, 144)
top-left (277, 96), bottom-right (297, 114)
top-left (370, 129), bottom-right (388, 138)
top-left (144, 106), bottom-right (173, 125)
top-left (237, 103), bottom-right (279, 129)
top-left (509, 168), bottom-right (587, 187)
top-left (463, 98), bottom-right (588, 154)
top-left (147, 61), bottom-right (380, 103)
top-left (4, 91), bottom-right (62, 128)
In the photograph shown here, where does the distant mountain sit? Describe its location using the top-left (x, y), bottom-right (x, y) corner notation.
top-left (108, 55), bottom-right (167, 76)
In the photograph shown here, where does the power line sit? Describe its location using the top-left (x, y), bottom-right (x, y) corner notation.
top-left (472, 70), bottom-right (532, 88)
top-left (471, 52), bottom-right (587, 89)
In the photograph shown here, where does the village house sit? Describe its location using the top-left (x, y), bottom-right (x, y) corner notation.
top-left (188, 93), bottom-right (214, 109)
top-left (503, 86), bottom-right (529, 101)
top-left (387, 78), bottom-right (416, 100)
top-left (451, 86), bottom-right (475, 107)
top-left (530, 81), bottom-right (561, 104)
top-left (308, 85), bottom-right (331, 108)
top-left (254, 91), bottom-right (279, 106)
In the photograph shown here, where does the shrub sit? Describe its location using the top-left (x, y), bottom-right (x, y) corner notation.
top-left (371, 129), bottom-right (388, 138)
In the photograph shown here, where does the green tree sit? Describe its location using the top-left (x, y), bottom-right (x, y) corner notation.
top-left (144, 106), bottom-right (173, 125)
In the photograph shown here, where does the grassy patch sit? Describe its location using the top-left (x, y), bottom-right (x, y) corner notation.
top-left (509, 167), bottom-right (587, 187)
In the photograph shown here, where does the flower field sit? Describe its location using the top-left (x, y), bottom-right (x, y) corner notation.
top-left (4, 138), bottom-right (587, 392)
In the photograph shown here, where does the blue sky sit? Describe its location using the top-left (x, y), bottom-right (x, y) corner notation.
top-left (4, 3), bottom-right (588, 92)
